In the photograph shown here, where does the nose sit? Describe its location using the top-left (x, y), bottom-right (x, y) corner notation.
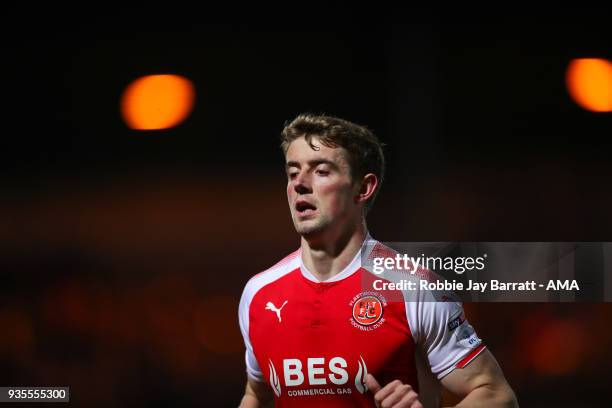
top-left (292, 171), bottom-right (312, 195)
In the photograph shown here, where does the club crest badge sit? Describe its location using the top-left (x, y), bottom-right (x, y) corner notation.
top-left (349, 292), bottom-right (386, 331)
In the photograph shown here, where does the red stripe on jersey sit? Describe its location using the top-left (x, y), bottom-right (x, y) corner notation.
top-left (456, 344), bottom-right (486, 369)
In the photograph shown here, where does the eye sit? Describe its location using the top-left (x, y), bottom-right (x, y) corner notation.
top-left (288, 171), bottom-right (298, 179)
top-left (315, 169), bottom-right (329, 176)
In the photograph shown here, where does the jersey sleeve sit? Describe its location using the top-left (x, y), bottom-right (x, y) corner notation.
top-left (238, 279), bottom-right (264, 382)
top-left (407, 298), bottom-right (485, 379)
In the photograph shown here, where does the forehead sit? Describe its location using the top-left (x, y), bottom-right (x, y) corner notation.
top-left (285, 136), bottom-right (349, 167)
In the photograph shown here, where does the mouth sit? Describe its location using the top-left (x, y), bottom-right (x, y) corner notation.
top-left (295, 200), bottom-right (317, 217)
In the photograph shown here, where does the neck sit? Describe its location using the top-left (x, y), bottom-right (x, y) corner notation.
top-left (300, 220), bottom-right (368, 281)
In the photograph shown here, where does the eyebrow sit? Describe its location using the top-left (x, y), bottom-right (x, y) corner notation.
top-left (286, 159), bottom-right (338, 170)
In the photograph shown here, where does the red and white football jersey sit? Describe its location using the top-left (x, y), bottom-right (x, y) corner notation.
top-left (238, 236), bottom-right (485, 407)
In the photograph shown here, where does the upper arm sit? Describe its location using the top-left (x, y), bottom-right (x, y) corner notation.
top-left (406, 288), bottom-right (516, 405)
top-left (440, 349), bottom-right (503, 396)
top-left (440, 349), bottom-right (517, 407)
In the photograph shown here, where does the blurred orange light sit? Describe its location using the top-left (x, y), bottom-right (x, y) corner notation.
top-left (566, 58), bottom-right (612, 112)
top-left (530, 319), bottom-right (586, 375)
top-left (121, 74), bottom-right (195, 130)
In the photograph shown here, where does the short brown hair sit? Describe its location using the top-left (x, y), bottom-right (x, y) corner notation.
top-left (281, 113), bottom-right (385, 214)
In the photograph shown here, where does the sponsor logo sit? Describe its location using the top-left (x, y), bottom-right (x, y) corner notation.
top-left (455, 322), bottom-right (481, 347)
top-left (268, 356), bottom-right (369, 397)
top-left (447, 311), bottom-right (465, 331)
top-left (265, 300), bottom-right (288, 322)
top-left (349, 292), bottom-right (386, 330)
top-left (269, 359), bottom-right (281, 397)
top-left (354, 355), bottom-right (368, 394)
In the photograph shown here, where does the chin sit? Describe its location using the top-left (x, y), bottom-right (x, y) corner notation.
top-left (294, 220), bottom-right (326, 237)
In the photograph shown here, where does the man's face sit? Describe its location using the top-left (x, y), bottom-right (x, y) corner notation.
top-left (285, 136), bottom-right (360, 239)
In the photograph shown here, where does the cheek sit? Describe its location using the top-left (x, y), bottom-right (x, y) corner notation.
top-left (286, 183), bottom-right (295, 199)
top-left (318, 183), bottom-right (354, 211)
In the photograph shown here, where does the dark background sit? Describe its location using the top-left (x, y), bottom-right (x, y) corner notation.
top-left (1, 7), bottom-right (611, 407)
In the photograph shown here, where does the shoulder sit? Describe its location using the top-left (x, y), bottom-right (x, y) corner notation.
top-left (362, 240), bottom-right (432, 287)
top-left (240, 249), bottom-right (302, 303)
top-left (363, 240), bottom-right (450, 297)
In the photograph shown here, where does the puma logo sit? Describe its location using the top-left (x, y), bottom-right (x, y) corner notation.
top-left (265, 301), bottom-right (288, 322)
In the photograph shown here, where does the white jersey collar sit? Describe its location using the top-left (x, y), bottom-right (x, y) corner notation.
top-left (300, 232), bottom-right (375, 283)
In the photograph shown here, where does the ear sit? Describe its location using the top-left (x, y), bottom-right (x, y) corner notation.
top-left (354, 173), bottom-right (378, 205)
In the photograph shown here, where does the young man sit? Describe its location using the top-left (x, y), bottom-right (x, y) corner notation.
top-left (238, 114), bottom-right (517, 407)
